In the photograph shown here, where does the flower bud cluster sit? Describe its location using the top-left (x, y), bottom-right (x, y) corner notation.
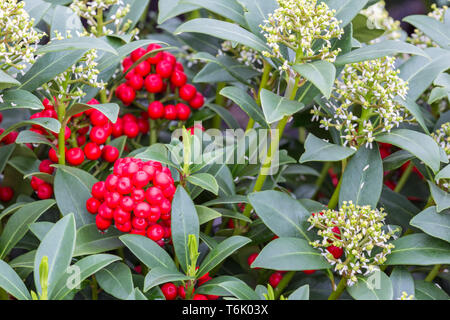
top-left (308, 201), bottom-right (396, 286)
top-left (399, 291), bottom-right (414, 300)
top-left (409, 4), bottom-right (448, 48)
top-left (360, 1), bottom-right (402, 42)
top-left (220, 41), bottom-right (264, 72)
top-left (70, 0), bottom-right (135, 36)
top-left (432, 122), bottom-right (450, 191)
top-left (0, 0), bottom-right (45, 70)
top-left (260, 0), bottom-right (343, 70)
top-left (311, 56), bottom-right (412, 149)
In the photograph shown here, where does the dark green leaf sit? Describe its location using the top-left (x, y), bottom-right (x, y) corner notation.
top-left (299, 133), bottom-right (356, 163)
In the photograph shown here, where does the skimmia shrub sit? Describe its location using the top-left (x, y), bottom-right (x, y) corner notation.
top-left (0, 0), bottom-right (449, 303)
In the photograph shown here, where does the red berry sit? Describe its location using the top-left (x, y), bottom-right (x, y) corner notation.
top-left (137, 118), bottom-right (149, 134)
top-left (159, 198), bottom-right (171, 215)
top-left (116, 220), bottom-right (132, 233)
top-left (123, 121), bottom-right (139, 138)
top-left (303, 270), bottom-right (316, 275)
top-left (148, 101), bottom-right (165, 119)
top-left (131, 47), bottom-right (147, 62)
top-left (154, 172), bottom-right (172, 189)
top-left (86, 197), bottom-right (101, 214)
top-left (247, 253), bottom-right (260, 269)
top-left (189, 92), bottom-right (204, 109)
top-left (147, 224), bottom-right (164, 241)
top-left (98, 203), bottom-right (114, 220)
top-left (39, 159), bottom-right (54, 174)
top-left (37, 183), bottom-right (53, 200)
top-left (146, 44), bottom-right (164, 64)
top-left (96, 214), bottom-right (112, 231)
top-left (105, 174), bottom-right (119, 192)
top-left (105, 191), bottom-right (121, 209)
top-left (327, 245), bottom-right (343, 259)
top-left (112, 118), bottom-right (124, 138)
top-left (84, 142), bottom-right (102, 161)
top-left (117, 176), bottom-right (132, 194)
top-left (134, 201), bottom-right (151, 219)
top-left (170, 70), bottom-right (187, 87)
top-left (164, 104), bottom-right (177, 120)
top-left (0, 186), bottom-right (14, 202)
top-left (76, 135), bottom-right (87, 146)
top-left (161, 283), bottom-right (178, 300)
top-left (269, 272), bottom-right (283, 288)
top-left (67, 148), bottom-right (85, 166)
top-left (148, 206), bottom-right (161, 222)
top-left (131, 229), bottom-right (146, 236)
top-left (122, 56), bottom-right (133, 71)
top-left (102, 145), bottom-right (119, 163)
top-left (132, 216), bottom-right (148, 230)
top-left (176, 103), bottom-right (191, 121)
top-left (134, 60), bottom-right (151, 77)
top-left (132, 171), bottom-right (150, 188)
top-left (179, 84), bottom-right (197, 101)
top-left (120, 196), bottom-right (134, 211)
top-left (162, 52), bottom-right (176, 65)
top-left (193, 294), bottom-right (208, 300)
top-left (131, 188), bottom-right (145, 202)
top-left (89, 126), bottom-right (109, 145)
top-left (31, 176), bottom-right (45, 190)
top-left (114, 207), bottom-right (131, 224)
top-left (144, 74), bottom-right (164, 93)
top-left (92, 181), bottom-right (107, 199)
top-left (90, 110), bottom-right (108, 127)
top-left (156, 60), bottom-right (173, 78)
top-left (120, 86), bottom-right (136, 106)
top-left (145, 187), bottom-right (164, 205)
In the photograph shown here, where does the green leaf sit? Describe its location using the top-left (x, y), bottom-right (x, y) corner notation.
top-left (414, 280), bottom-right (450, 300)
top-left (323, 0), bottom-right (370, 27)
top-left (335, 40), bottom-right (428, 65)
top-left (34, 214), bottom-right (76, 297)
top-left (171, 186), bottom-right (200, 273)
top-left (288, 285), bottom-right (310, 300)
top-left (37, 37), bottom-right (118, 55)
top-left (410, 206), bottom-right (450, 243)
top-left (53, 165), bottom-right (98, 228)
top-left (174, 18), bottom-right (269, 52)
top-left (29, 222), bottom-right (54, 241)
top-left (205, 103), bottom-right (240, 129)
top-left (352, 14), bottom-right (385, 43)
top-left (195, 205), bottom-right (222, 225)
top-left (375, 129), bottom-right (441, 173)
top-left (0, 70), bottom-right (20, 90)
top-left (51, 254), bottom-right (120, 300)
top-left (399, 49), bottom-right (450, 101)
top-left (194, 276), bottom-right (260, 300)
top-left (203, 195), bottom-right (248, 206)
top-left (382, 150), bottom-right (414, 172)
top-left (428, 181), bottom-right (450, 213)
top-left (0, 200), bottom-right (55, 259)
top-left (49, 4), bottom-right (83, 39)
top-left (251, 237), bottom-right (330, 271)
top-left (15, 130), bottom-right (56, 149)
top-left (134, 144), bottom-right (176, 168)
top-left (0, 117), bottom-right (61, 142)
top-left (0, 90), bottom-right (43, 111)
top-left (339, 145), bottom-right (383, 208)
top-left (197, 236), bottom-right (251, 278)
top-left (390, 267), bottom-right (415, 300)
top-left (73, 224), bottom-right (123, 257)
top-left (95, 262), bottom-right (133, 300)
top-left (347, 270), bottom-right (393, 300)
top-left (220, 86), bottom-right (268, 128)
top-left (19, 50), bottom-right (87, 91)
top-left (385, 233), bottom-right (450, 266)
top-left (403, 15), bottom-right (450, 48)
top-left (435, 164), bottom-right (450, 181)
top-left (248, 190), bottom-right (312, 240)
top-left (186, 173), bottom-right (219, 195)
top-left (299, 133), bottom-right (356, 163)
top-left (0, 144), bottom-right (15, 173)
top-left (260, 89), bottom-right (305, 124)
top-left (395, 96), bottom-right (429, 134)
top-left (237, 0), bottom-right (278, 39)
top-left (119, 234), bottom-right (177, 271)
top-left (180, 0), bottom-right (246, 26)
top-left (143, 267), bottom-right (192, 292)
top-left (158, 0), bottom-right (199, 24)
top-left (0, 260), bottom-right (31, 300)
top-left (66, 103), bottom-right (119, 124)
top-left (292, 61), bottom-right (336, 98)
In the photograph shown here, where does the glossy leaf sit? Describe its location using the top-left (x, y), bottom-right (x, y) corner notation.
top-left (143, 267), bottom-right (192, 292)
top-left (347, 270), bottom-right (393, 300)
top-left (410, 206), bottom-right (450, 242)
top-left (292, 61), bottom-right (336, 98)
top-left (260, 89), bottom-right (305, 124)
top-left (95, 262), bottom-right (134, 300)
top-left (300, 133), bottom-right (356, 163)
top-left (0, 260), bottom-right (31, 300)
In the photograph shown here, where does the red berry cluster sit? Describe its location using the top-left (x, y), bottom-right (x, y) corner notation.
top-left (0, 112), bottom-right (18, 145)
top-left (0, 185), bottom-right (14, 203)
top-left (160, 271), bottom-right (219, 300)
top-left (87, 157), bottom-right (175, 245)
top-left (115, 44), bottom-right (205, 122)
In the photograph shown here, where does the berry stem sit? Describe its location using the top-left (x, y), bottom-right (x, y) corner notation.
top-left (149, 119), bottom-right (157, 145)
top-left (425, 264), bottom-right (442, 282)
top-left (56, 99), bottom-right (66, 165)
top-left (327, 158), bottom-right (347, 210)
top-left (328, 276), bottom-right (347, 300)
top-left (274, 271), bottom-right (295, 299)
top-left (394, 161), bottom-right (413, 193)
top-left (313, 162), bottom-right (332, 199)
top-left (91, 275), bottom-right (98, 300)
